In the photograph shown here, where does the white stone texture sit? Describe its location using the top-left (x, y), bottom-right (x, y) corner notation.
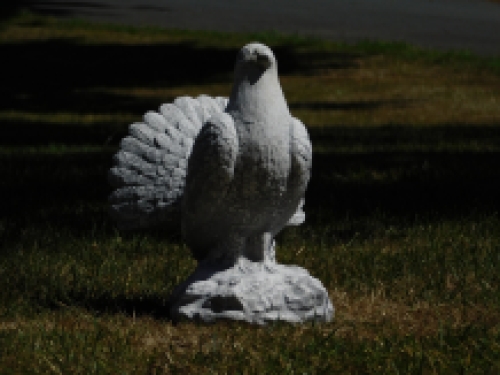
top-left (109, 43), bottom-right (333, 323)
top-left (108, 94), bottom-right (227, 230)
top-left (169, 257), bottom-right (334, 324)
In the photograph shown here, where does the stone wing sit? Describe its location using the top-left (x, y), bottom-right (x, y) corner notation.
top-left (287, 117), bottom-right (312, 226)
top-left (108, 95), bottom-right (228, 231)
top-left (181, 111), bottom-right (239, 260)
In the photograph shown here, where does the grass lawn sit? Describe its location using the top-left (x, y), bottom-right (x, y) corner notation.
top-left (1, 11), bottom-right (500, 374)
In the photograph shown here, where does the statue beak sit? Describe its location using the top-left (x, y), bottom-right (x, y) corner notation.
top-left (252, 51), bottom-right (272, 69)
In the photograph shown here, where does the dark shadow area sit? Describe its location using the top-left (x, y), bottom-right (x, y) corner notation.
top-left (1, 39), bottom-right (236, 105)
top-left (305, 125), bottom-right (500, 227)
top-left (47, 294), bottom-right (172, 320)
top-left (0, 2), bottom-right (29, 22)
top-left (1, 38), bottom-right (358, 118)
top-left (308, 150), bottom-right (500, 215)
top-left (308, 123), bottom-right (500, 150)
top-left (0, 119), bottom-right (127, 146)
top-left (0, 150), bottom-right (114, 238)
top-left (290, 99), bottom-right (413, 112)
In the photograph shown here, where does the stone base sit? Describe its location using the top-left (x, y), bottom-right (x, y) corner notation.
top-left (169, 258), bottom-right (334, 324)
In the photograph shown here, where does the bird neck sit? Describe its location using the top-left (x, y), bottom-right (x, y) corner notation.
top-left (227, 69), bottom-right (290, 125)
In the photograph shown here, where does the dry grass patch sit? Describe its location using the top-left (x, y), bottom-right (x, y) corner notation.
top-left (4, 302), bottom-right (498, 373)
top-left (330, 288), bottom-right (500, 340)
top-left (283, 56), bottom-right (500, 127)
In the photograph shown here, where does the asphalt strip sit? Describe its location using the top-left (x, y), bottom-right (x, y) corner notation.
top-left (28, 0), bottom-right (500, 56)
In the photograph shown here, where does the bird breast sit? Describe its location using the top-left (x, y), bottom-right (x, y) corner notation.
top-left (232, 120), bottom-right (291, 205)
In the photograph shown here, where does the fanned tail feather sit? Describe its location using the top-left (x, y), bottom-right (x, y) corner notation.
top-left (108, 95), bottom-right (228, 230)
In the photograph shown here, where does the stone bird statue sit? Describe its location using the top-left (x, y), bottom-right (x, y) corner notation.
top-left (109, 43), bottom-right (333, 323)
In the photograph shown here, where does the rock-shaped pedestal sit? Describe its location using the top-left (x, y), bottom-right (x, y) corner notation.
top-left (169, 258), bottom-right (333, 324)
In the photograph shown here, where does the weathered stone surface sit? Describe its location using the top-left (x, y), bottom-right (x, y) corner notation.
top-left (169, 258), bottom-right (333, 324)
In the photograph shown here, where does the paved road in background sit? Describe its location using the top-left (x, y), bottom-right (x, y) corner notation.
top-left (30, 0), bottom-right (500, 56)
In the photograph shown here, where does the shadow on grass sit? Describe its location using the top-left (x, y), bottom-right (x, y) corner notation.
top-left (2, 39), bottom-right (234, 111)
top-left (306, 124), bottom-right (500, 224)
top-left (311, 151), bottom-right (500, 212)
top-left (0, 2), bottom-right (29, 23)
top-left (49, 295), bottom-right (173, 320)
top-left (290, 99), bottom-right (414, 111)
top-left (1, 119), bottom-right (127, 146)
